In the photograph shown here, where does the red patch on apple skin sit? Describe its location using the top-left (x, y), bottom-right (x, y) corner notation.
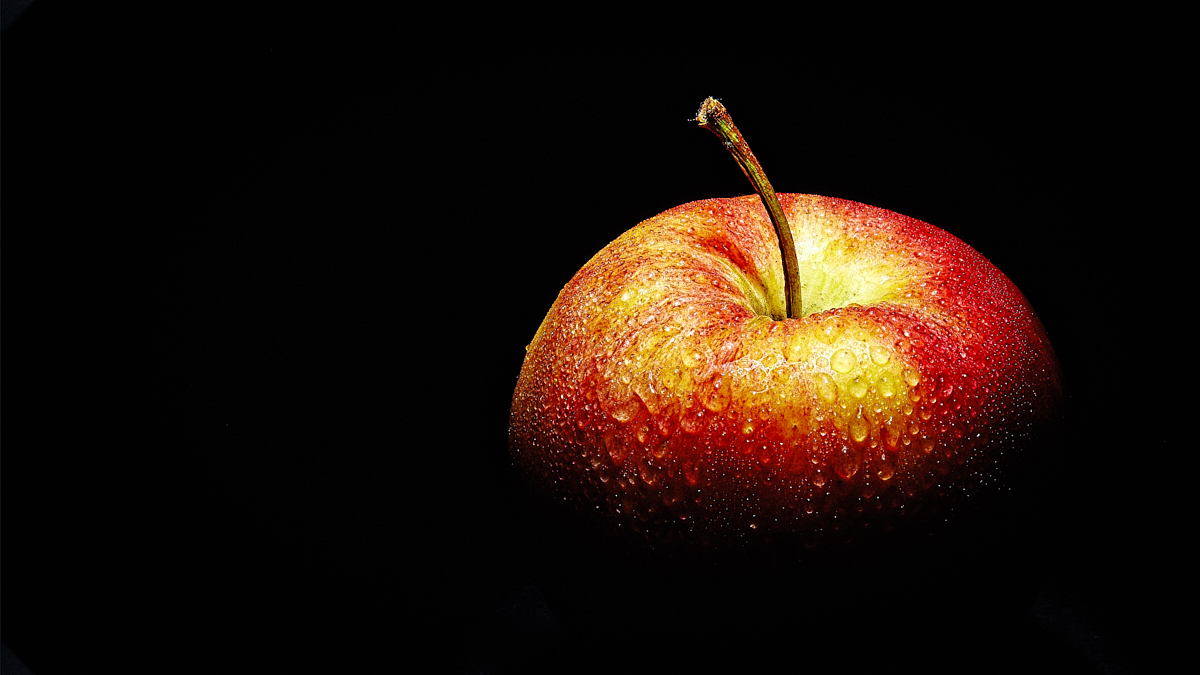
top-left (510, 194), bottom-right (1063, 552)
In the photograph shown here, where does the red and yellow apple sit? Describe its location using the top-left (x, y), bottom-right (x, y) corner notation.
top-left (509, 100), bottom-right (1063, 554)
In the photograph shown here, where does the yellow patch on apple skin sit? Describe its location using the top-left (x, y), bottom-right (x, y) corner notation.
top-left (787, 197), bottom-right (927, 318)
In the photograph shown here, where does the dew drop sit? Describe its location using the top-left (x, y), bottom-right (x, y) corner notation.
top-left (831, 349), bottom-right (857, 374)
top-left (702, 374), bottom-right (733, 413)
top-left (903, 367), bottom-right (921, 387)
top-left (748, 367), bottom-right (767, 387)
top-left (850, 415), bottom-right (869, 443)
top-left (939, 378), bottom-right (955, 399)
top-left (638, 456), bottom-right (658, 486)
top-left (877, 374), bottom-right (896, 398)
top-left (785, 334), bottom-right (806, 362)
top-left (818, 317), bottom-right (846, 344)
top-left (772, 368), bottom-right (792, 387)
top-left (812, 469), bottom-right (827, 487)
top-left (870, 345), bottom-right (890, 365)
top-left (834, 446), bottom-right (861, 479)
top-left (654, 411), bottom-right (677, 436)
top-left (884, 423), bottom-right (902, 450)
top-left (815, 373), bottom-right (839, 404)
top-left (605, 431), bottom-right (630, 464)
top-left (848, 377), bottom-right (869, 399)
top-left (659, 365), bottom-right (682, 390)
top-left (877, 463), bottom-right (895, 481)
top-left (611, 398), bottom-right (638, 423)
top-left (634, 424), bottom-right (649, 444)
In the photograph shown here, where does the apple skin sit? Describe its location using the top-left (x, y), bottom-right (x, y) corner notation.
top-left (509, 193), bottom-right (1063, 553)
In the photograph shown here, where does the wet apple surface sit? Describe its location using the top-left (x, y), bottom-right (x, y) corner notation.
top-left (510, 193), bottom-right (1063, 550)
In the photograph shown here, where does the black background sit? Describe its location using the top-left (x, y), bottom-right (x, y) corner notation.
top-left (3, 4), bottom-right (1185, 673)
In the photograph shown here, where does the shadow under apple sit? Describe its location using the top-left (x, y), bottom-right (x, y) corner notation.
top-left (511, 419), bottom-right (1071, 674)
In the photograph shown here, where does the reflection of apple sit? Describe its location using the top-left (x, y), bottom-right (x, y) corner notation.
top-left (509, 99), bottom-right (1063, 556)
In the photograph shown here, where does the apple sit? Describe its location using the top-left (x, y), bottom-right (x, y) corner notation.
top-left (508, 99), bottom-right (1063, 557)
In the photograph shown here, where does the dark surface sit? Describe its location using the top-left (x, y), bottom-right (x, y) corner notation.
top-left (3, 4), bottom-right (1184, 673)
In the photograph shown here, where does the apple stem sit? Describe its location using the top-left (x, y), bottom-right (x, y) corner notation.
top-left (695, 97), bottom-right (801, 320)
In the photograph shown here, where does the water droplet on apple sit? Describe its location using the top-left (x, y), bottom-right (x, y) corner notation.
top-left (834, 446), bottom-right (861, 479)
top-left (683, 460), bottom-right (700, 486)
top-left (748, 367), bottom-right (767, 388)
top-left (870, 345), bottom-right (891, 365)
top-left (638, 455), bottom-right (658, 486)
top-left (701, 374), bottom-right (733, 412)
top-left (849, 415), bottom-right (869, 443)
top-left (818, 317), bottom-right (846, 344)
top-left (847, 377), bottom-right (868, 399)
top-left (576, 402), bottom-right (594, 429)
top-left (658, 365), bottom-right (682, 391)
top-left (610, 398), bottom-right (638, 423)
top-left (636, 423), bottom-right (652, 444)
top-left (681, 406), bottom-right (706, 434)
top-left (771, 367), bottom-right (792, 387)
top-left (903, 367), bottom-right (921, 387)
top-left (816, 373), bottom-right (838, 404)
top-left (785, 334), bottom-right (806, 362)
top-left (605, 430), bottom-right (630, 464)
top-left (812, 469), bottom-right (827, 487)
top-left (877, 374), bottom-right (896, 398)
top-left (939, 377), bottom-right (955, 399)
top-left (884, 423), bottom-right (902, 450)
top-left (877, 462), bottom-right (895, 481)
top-left (831, 349), bottom-right (856, 374)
